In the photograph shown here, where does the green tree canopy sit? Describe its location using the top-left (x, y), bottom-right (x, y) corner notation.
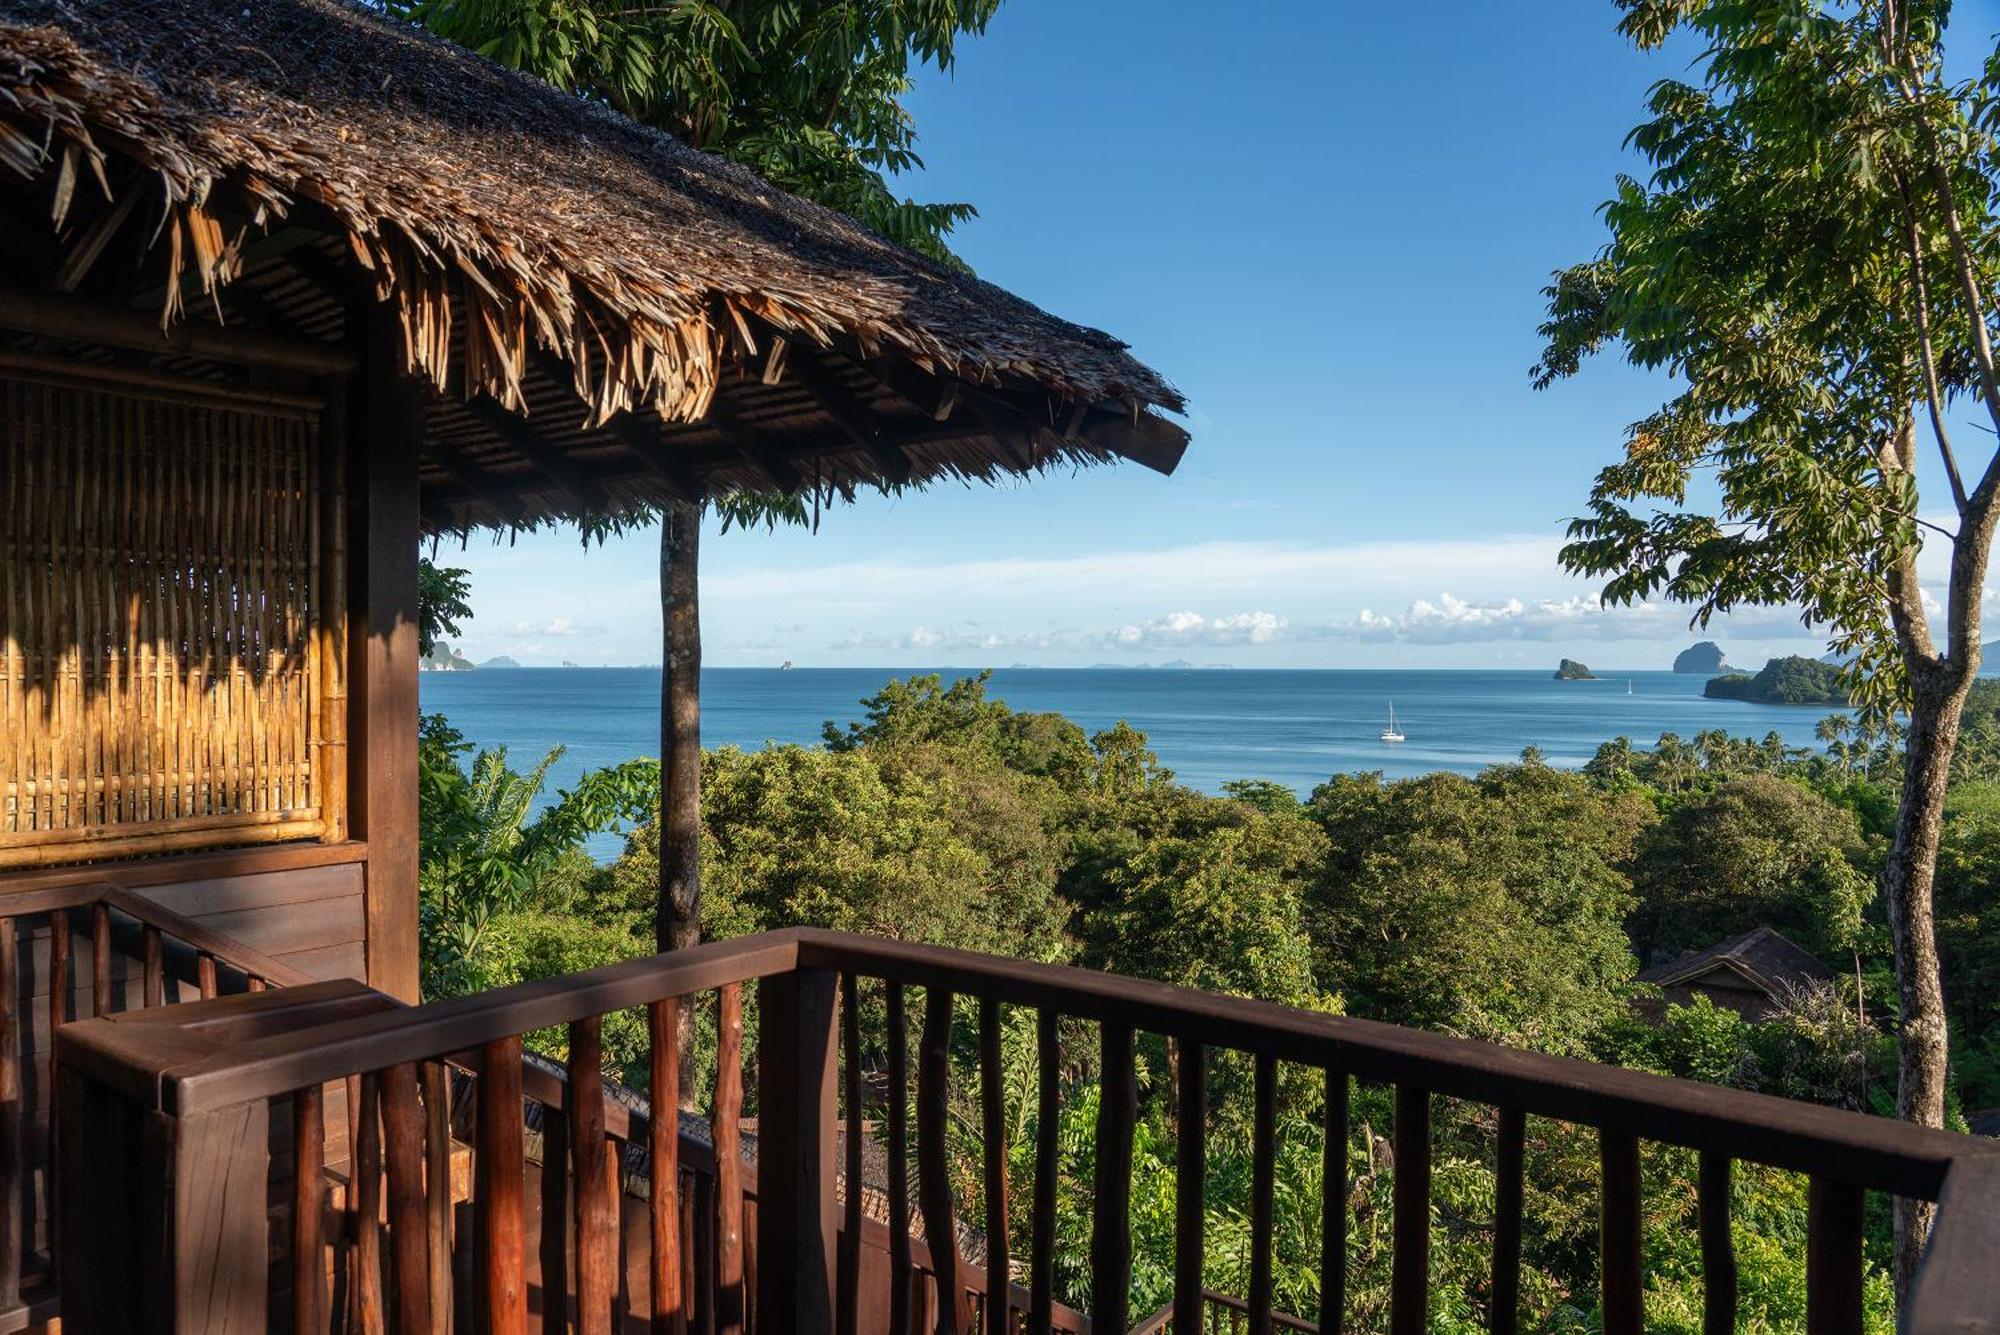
top-left (1306, 765), bottom-right (1652, 1056)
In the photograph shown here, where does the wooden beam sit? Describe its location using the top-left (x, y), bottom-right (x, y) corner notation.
top-left (52, 169), bottom-right (146, 293)
top-left (459, 393), bottom-right (611, 514)
top-left (350, 301), bottom-right (426, 1004)
top-left (423, 438), bottom-right (531, 526)
top-left (603, 412), bottom-right (703, 503)
top-left (1078, 406), bottom-right (1189, 476)
top-left (705, 389), bottom-right (805, 494)
top-left (525, 345), bottom-right (703, 504)
top-left (421, 419), bottom-right (1000, 513)
top-left (0, 286), bottom-right (356, 375)
top-left (782, 343), bottom-right (913, 486)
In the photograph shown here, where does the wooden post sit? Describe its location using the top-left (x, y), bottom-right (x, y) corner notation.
top-left (1389, 1087), bottom-right (1430, 1335)
top-left (756, 969), bottom-right (838, 1335)
top-left (1173, 1040), bottom-right (1206, 1335)
top-left (350, 302), bottom-right (425, 1002)
top-left (478, 1037), bottom-right (528, 1335)
top-left (56, 1065), bottom-right (143, 1334)
top-left (1091, 1025), bottom-right (1137, 1335)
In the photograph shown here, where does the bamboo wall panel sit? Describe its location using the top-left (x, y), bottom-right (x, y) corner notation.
top-left (0, 370), bottom-right (341, 866)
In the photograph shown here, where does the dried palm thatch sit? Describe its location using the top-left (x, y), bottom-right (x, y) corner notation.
top-left (0, 0), bottom-right (1187, 524)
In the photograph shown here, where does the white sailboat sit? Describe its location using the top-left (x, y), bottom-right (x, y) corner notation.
top-left (1380, 702), bottom-right (1406, 744)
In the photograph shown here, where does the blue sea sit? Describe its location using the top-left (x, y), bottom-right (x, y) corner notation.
top-left (421, 668), bottom-right (1845, 858)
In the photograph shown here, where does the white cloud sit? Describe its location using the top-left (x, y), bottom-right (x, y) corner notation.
top-left (509, 617), bottom-right (606, 638)
top-left (1110, 610), bottom-right (1290, 648)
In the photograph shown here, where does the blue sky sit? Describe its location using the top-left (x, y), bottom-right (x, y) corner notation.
top-left (442, 0), bottom-right (2000, 670)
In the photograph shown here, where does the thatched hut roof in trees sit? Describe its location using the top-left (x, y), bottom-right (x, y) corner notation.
top-left (0, 0), bottom-right (1189, 533)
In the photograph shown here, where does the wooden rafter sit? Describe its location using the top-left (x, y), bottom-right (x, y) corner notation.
top-left (422, 419), bottom-right (1000, 514)
top-left (705, 388), bottom-right (805, 494)
top-left (781, 342), bottom-right (913, 487)
top-left (524, 345), bottom-right (700, 505)
top-left (422, 437), bottom-right (531, 526)
top-left (459, 393), bottom-right (610, 514)
top-left (53, 166), bottom-right (146, 293)
top-left (602, 410), bottom-right (703, 504)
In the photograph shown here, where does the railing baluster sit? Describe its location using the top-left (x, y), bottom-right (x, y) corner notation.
top-left (383, 1061), bottom-right (432, 1335)
top-left (919, 986), bottom-right (972, 1335)
top-left (649, 998), bottom-right (685, 1335)
top-left (713, 983), bottom-right (745, 1335)
top-left (424, 1061), bottom-right (454, 1333)
top-left (90, 902), bottom-right (109, 1017)
top-left (980, 996), bottom-right (1010, 1335)
top-left (886, 981), bottom-right (912, 1335)
top-left (1491, 1106), bottom-right (1524, 1335)
top-left (196, 950), bottom-right (217, 1000)
top-left (478, 1036), bottom-right (528, 1335)
top-left (0, 916), bottom-right (19, 1314)
top-left (1806, 1178), bottom-right (1863, 1335)
top-left (1320, 1071), bottom-right (1348, 1335)
top-left (1030, 1008), bottom-right (1059, 1335)
top-left (1598, 1128), bottom-right (1642, 1335)
top-left (1092, 1023), bottom-right (1137, 1335)
top-left (294, 1082), bottom-right (326, 1335)
top-left (754, 967), bottom-right (839, 1335)
top-left (47, 909), bottom-right (67, 1275)
top-left (570, 1014), bottom-right (614, 1335)
top-left (354, 1071), bottom-right (386, 1335)
top-left (1249, 1053), bottom-right (1276, 1335)
top-left (1389, 1086), bottom-right (1430, 1335)
top-left (608, 1134), bottom-right (629, 1330)
top-left (1696, 1153), bottom-right (1735, 1335)
top-left (539, 1095), bottom-right (570, 1335)
top-left (839, 975), bottom-right (863, 1335)
top-left (138, 922), bottom-right (158, 1009)
top-left (1174, 1039), bottom-right (1206, 1335)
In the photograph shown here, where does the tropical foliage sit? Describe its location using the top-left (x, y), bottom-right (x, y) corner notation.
top-left (416, 671), bottom-right (1947, 1329)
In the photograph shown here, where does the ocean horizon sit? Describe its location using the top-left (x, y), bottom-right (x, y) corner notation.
top-left (421, 666), bottom-right (1851, 857)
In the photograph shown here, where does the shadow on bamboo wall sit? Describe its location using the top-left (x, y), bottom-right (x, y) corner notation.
top-left (0, 364), bottom-right (348, 867)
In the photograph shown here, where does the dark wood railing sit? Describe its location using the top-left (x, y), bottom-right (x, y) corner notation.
top-left (50, 927), bottom-right (2000, 1335)
top-left (0, 880), bottom-right (309, 1332)
top-left (1130, 1289), bottom-right (1317, 1335)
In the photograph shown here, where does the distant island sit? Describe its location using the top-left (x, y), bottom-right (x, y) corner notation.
top-left (480, 655), bottom-right (522, 669)
top-left (1554, 658), bottom-right (1598, 680)
top-left (1673, 641), bottom-right (1731, 674)
top-left (1704, 655), bottom-right (1848, 704)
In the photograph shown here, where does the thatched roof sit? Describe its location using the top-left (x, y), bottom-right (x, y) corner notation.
top-left (1638, 926), bottom-right (1837, 1000)
top-left (0, 0), bottom-right (1188, 531)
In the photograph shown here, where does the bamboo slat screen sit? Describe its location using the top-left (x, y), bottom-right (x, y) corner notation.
top-left (0, 368), bottom-right (345, 867)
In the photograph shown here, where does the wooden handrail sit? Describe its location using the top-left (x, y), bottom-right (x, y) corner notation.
top-left (48, 926), bottom-right (2000, 1335)
top-left (165, 930), bottom-right (805, 1113)
top-left (1131, 1289), bottom-right (1319, 1335)
top-left (149, 926), bottom-right (1992, 1193)
top-left (788, 931), bottom-right (1988, 1199)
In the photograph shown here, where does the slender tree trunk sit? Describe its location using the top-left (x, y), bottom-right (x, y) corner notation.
top-left (658, 497), bottom-right (703, 956)
top-left (1885, 661), bottom-right (1965, 1294)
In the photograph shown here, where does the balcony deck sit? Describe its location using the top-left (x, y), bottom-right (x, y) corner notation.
top-left (25, 926), bottom-right (2000, 1334)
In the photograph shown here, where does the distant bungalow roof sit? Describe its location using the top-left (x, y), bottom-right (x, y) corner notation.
top-left (0, 0), bottom-right (1188, 529)
top-left (1637, 926), bottom-right (1837, 1001)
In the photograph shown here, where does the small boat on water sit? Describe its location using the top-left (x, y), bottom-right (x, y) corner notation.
top-left (1380, 703), bottom-right (1406, 744)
